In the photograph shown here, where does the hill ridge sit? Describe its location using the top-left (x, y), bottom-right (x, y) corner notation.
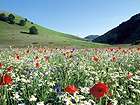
top-left (93, 13), bottom-right (140, 44)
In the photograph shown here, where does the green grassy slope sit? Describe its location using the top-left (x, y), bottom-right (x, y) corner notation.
top-left (0, 12), bottom-right (106, 48)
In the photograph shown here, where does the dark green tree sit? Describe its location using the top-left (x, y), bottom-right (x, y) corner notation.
top-left (24, 18), bottom-right (28, 22)
top-left (0, 13), bottom-right (8, 22)
top-left (19, 19), bottom-right (26, 26)
top-left (8, 14), bottom-right (15, 24)
top-left (29, 26), bottom-right (38, 34)
top-left (31, 22), bottom-right (34, 24)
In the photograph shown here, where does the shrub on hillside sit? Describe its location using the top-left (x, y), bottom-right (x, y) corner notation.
top-left (19, 19), bottom-right (26, 26)
top-left (8, 14), bottom-right (15, 24)
top-left (24, 18), bottom-right (28, 22)
top-left (31, 22), bottom-right (34, 24)
top-left (0, 13), bottom-right (8, 22)
top-left (29, 26), bottom-right (38, 34)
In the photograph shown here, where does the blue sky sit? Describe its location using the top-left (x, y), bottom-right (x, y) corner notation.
top-left (0, 0), bottom-right (140, 37)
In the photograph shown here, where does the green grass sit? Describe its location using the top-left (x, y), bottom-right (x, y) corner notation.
top-left (0, 12), bottom-right (107, 48)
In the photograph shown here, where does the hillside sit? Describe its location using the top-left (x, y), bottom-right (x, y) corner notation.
top-left (0, 12), bottom-right (105, 48)
top-left (93, 13), bottom-right (140, 44)
top-left (85, 35), bottom-right (99, 41)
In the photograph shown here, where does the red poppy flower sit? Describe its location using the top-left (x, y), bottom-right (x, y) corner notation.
top-left (15, 53), bottom-right (21, 61)
top-left (122, 49), bottom-right (127, 54)
top-left (0, 74), bottom-right (13, 85)
top-left (44, 49), bottom-right (46, 53)
top-left (34, 56), bottom-right (40, 62)
top-left (118, 47), bottom-right (121, 50)
top-left (127, 72), bottom-right (133, 79)
top-left (3, 75), bottom-right (13, 85)
top-left (137, 48), bottom-right (140, 51)
top-left (0, 63), bottom-right (3, 68)
top-left (26, 49), bottom-right (30, 54)
top-left (65, 85), bottom-right (78, 94)
top-left (16, 55), bottom-right (20, 60)
top-left (90, 82), bottom-right (109, 99)
top-left (110, 48), bottom-right (113, 51)
top-left (111, 56), bottom-right (117, 62)
top-left (92, 56), bottom-right (99, 62)
top-left (44, 56), bottom-right (49, 63)
top-left (35, 56), bottom-right (39, 60)
top-left (35, 62), bottom-right (41, 68)
top-left (7, 66), bottom-right (14, 72)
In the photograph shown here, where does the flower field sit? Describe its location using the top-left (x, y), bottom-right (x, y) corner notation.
top-left (0, 47), bottom-right (140, 105)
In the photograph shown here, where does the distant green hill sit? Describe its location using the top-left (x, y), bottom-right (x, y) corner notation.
top-left (0, 12), bottom-right (106, 48)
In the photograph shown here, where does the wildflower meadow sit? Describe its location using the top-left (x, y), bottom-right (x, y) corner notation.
top-left (0, 47), bottom-right (140, 105)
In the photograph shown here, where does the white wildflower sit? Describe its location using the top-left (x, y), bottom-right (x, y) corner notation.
top-left (123, 91), bottom-right (127, 94)
top-left (48, 81), bottom-right (55, 87)
top-left (88, 99), bottom-right (96, 105)
top-left (13, 92), bottom-right (20, 100)
top-left (80, 87), bottom-right (89, 94)
top-left (29, 95), bottom-right (37, 102)
top-left (15, 76), bottom-right (20, 81)
top-left (37, 101), bottom-right (44, 105)
top-left (64, 97), bottom-right (73, 105)
top-left (18, 103), bottom-right (25, 105)
top-left (133, 89), bottom-right (140, 94)
top-left (78, 95), bottom-right (85, 100)
top-left (21, 78), bottom-right (27, 83)
top-left (112, 100), bottom-right (118, 105)
top-left (128, 85), bottom-right (134, 89)
top-left (127, 100), bottom-right (134, 104)
top-left (132, 94), bottom-right (136, 98)
top-left (83, 101), bottom-right (92, 105)
top-left (38, 83), bottom-right (43, 87)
